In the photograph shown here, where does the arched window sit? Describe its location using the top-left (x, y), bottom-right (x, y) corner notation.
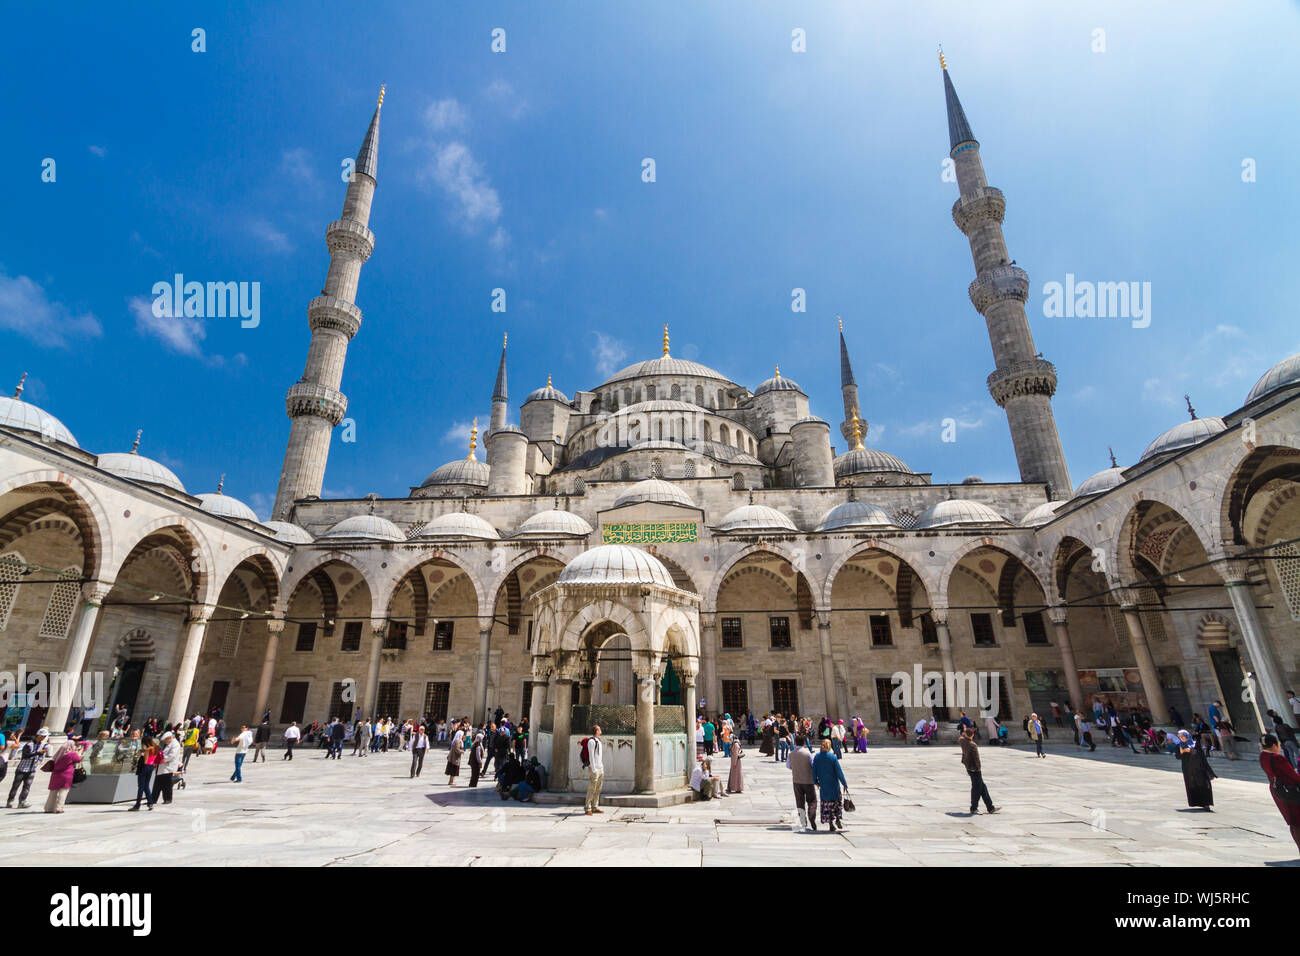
top-left (717, 389), bottom-right (725, 408)
top-left (671, 383), bottom-right (681, 401)
top-left (39, 567), bottom-right (82, 640)
top-left (646, 385), bottom-right (656, 400)
top-left (656, 419), bottom-right (663, 440)
top-left (695, 385), bottom-right (704, 405)
top-left (624, 388), bottom-right (633, 406)
top-left (684, 460), bottom-right (696, 479)
top-left (0, 550), bottom-right (26, 631)
top-left (590, 396), bottom-right (601, 415)
top-left (732, 473), bottom-right (745, 491)
top-left (720, 424), bottom-right (730, 445)
top-left (748, 437), bottom-right (755, 454)
top-left (620, 462), bottom-right (632, 481)
top-left (651, 458), bottom-right (664, 479)
top-left (703, 421), bottom-right (712, 442)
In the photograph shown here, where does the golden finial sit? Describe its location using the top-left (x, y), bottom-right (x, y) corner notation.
top-left (217, 473), bottom-right (225, 494)
top-left (774, 365), bottom-right (781, 378)
top-left (1108, 446), bottom-right (1118, 468)
top-left (467, 417), bottom-right (478, 460)
top-left (502, 332), bottom-right (507, 348)
top-left (546, 373), bottom-right (552, 387)
top-left (1185, 394), bottom-right (1197, 420)
top-left (938, 46), bottom-right (947, 70)
top-left (377, 84), bottom-right (386, 107)
top-left (837, 315), bottom-right (843, 333)
top-left (662, 324), bottom-right (670, 356)
top-left (851, 412), bottom-right (865, 451)
top-left (131, 429), bottom-right (142, 454)
top-left (12, 372), bottom-right (26, 399)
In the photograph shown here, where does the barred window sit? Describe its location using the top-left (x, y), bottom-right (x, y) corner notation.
top-left (433, 620), bottom-right (454, 651)
top-left (720, 617), bottom-right (743, 649)
top-left (920, 612), bottom-right (938, 645)
top-left (769, 617), bottom-right (791, 649)
top-left (771, 679), bottom-right (799, 715)
top-left (376, 681), bottom-right (402, 717)
top-left (684, 460), bottom-right (696, 479)
top-left (385, 620), bottom-right (408, 650)
top-left (219, 618), bottom-right (243, 658)
top-left (1278, 543), bottom-right (1300, 621)
top-left (340, 620), bottom-right (363, 652)
top-left (722, 680), bottom-right (749, 717)
top-left (1023, 611), bottom-right (1049, 645)
top-left (869, 614), bottom-right (893, 647)
top-left (971, 612), bottom-right (996, 646)
top-left (651, 458), bottom-right (664, 478)
top-left (328, 680), bottom-right (353, 721)
top-left (0, 551), bottom-right (25, 632)
top-left (295, 622), bottom-right (317, 652)
top-left (424, 682), bottom-right (450, 722)
top-left (39, 567), bottom-right (81, 640)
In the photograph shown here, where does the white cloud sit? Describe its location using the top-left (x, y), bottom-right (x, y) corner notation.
top-left (280, 148), bottom-right (316, 184)
top-left (129, 295), bottom-right (205, 357)
top-left (88, 145), bottom-right (106, 158)
top-left (248, 218), bottom-right (292, 253)
top-left (484, 79), bottom-right (528, 120)
top-left (425, 98), bottom-right (468, 132)
top-left (592, 332), bottom-right (628, 379)
top-left (421, 141), bottom-right (502, 227)
top-left (489, 225), bottom-right (510, 251)
top-left (1141, 377), bottom-right (1183, 407)
top-left (0, 270), bottom-right (101, 348)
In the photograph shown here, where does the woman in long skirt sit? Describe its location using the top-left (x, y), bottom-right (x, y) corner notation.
top-left (468, 734), bottom-right (485, 787)
top-left (446, 732), bottom-right (464, 786)
top-left (726, 739), bottom-right (745, 794)
top-left (758, 719), bottom-right (775, 757)
top-left (854, 718), bottom-right (869, 753)
top-left (1176, 730), bottom-right (1216, 809)
top-left (1260, 732), bottom-right (1300, 855)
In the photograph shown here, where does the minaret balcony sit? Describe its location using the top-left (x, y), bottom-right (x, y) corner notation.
top-left (968, 264), bottom-right (1029, 313)
top-left (308, 295), bottom-right (363, 339)
top-left (986, 358), bottom-right (1057, 407)
top-left (952, 187), bottom-right (1005, 233)
top-left (286, 383), bottom-right (348, 425)
top-left (325, 219), bottom-right (375, 261)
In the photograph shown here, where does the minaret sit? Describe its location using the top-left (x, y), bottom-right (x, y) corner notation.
top-left (942, 54), bottom-right (1072, 498)
top-left (837, 316), bottom-right (863, 447)
top-left (272, 87), bottom-right (384, 521)
top-left (490, 333), bottom-right (509, 433)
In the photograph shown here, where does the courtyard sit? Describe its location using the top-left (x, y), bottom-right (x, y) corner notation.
top-left (0, 740), bottom-right (1292, 867)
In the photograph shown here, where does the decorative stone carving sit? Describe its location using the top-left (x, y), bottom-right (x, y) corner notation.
top-left (285, 382), bottom-right (348, 425)
top-left (951, 186), bottom-right (1006, 233)
top-left (987, 358), bottom-right (1058, 406)
top-left (307, 295), bottom-right (363, 339)
top-left (968, 264), bottom-right (1030, 313)
top-left (325, 219), bottom-right (375, 261)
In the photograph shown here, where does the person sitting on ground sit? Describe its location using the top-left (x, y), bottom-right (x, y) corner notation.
top-left (690, 758), bottom-right (724, 800)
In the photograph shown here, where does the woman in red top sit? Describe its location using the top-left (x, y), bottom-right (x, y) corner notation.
top-left (1260, 732), bottom-right (1300, 855)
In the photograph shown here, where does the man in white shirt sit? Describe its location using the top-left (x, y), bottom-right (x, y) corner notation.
top-left (585, 724), bottom-right (605, 815)
top-left (690, 757), bottom-right (724, 800)
top-left (152, 732), bottom-right (183, 805)
top-left (283, 721), bottom-right (301, 760)
top-left (231, 724), bottom-right (255, 782)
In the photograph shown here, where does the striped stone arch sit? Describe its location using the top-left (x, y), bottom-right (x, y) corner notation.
top-left (705, 541), bottom-right (816, 613)
top-left (1194, 610), bottom-right (1240, 647)
top-left (820, 540), bottom-right (936, 610)
top-left (557, 599), bottom-right (648, 655)
top-left (950, 563), bottom-right (999, 606)
top-left (1218, 437), bottom-right (1300, 547)
top-left (114, 627), bottom-right (157, 662)
top-left (277, 550), bottom-right (376, 618)
top-left (378, 547), bottom-right (487, 622)
top-left (936, 537), bottom-right (1049, 612)
top-left (485, 546), bottom-right (575, 623)
top-left (717, 564), bottom-right (796, 600)
top-left (1248, 480), bottom-right (1300, 549)
top-left (1111, 495), bottom-right (1218, 587)
top-left (0, 469), bottom-right (112, 579)
top-left (112, 515), bottom-right (218, 607)
top-left (221, 546), bottom-right (285, 607)
top-left (829, 560), bottom-right (897, 601)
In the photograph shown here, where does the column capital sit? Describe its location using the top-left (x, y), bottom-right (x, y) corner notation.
top-left (81, 581), bottom-right (113, 606)
top-left (1046, 606), bottom-right (1068, 626)
top-left (698, 613), bottom-right (717, 630)
top-left (815, 609), bottom-right (832, 629)
top-left (266, 618), bottom-right (287, 635)
top-left (930, 609), bottom-right (950, 627)
top-left (369, 618), bottom-right (388, 637)
top-left (477, 616), bottom-right (496, 634)
top-left (186, 603), bottom-right (217, 625)
top-left (1115, 587), bottom-right (1143, 610)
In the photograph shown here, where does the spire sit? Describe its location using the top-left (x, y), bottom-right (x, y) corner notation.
top-left (355, 85), bottom-right (384, 181)
top-left (492, 333), bottom-right (508, 402)
top-left (1109, 446), bottom-right (1118, 468)
top-left (774, 364), bottom-right (781, 379)
top-left (216, 473), bottom-right (225, 494)
top-left (12, 372), bottom-right (26, 400)
top-left (1185, 394), bottom-right (1197, 420)
top-left (546, 373), bottom-right (552, 387)
top-left (851, 412), bottom-right (865, 451)
top-left (467, 418), bottom-right (479, 460)
top-left (838, 317), bottom-right (856, 388)
top-left (941, 53), bottom-right (977, 153)
top-left (131, 429), bottom-right (141, 454)
top-left (662, 324), bottom-right (670, 356)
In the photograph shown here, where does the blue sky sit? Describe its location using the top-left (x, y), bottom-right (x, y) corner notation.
top-left (3, 1), bottom-right (1299, 517)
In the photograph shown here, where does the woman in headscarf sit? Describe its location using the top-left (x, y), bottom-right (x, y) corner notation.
top-left (43, 737), bottom-right (87, 813)
top-left (1259, 733), bottom-right (1300, 855)
top-left (759, 717), bottom-right (775, 757)
top-left (467, 733), bottom-right (485, 787)
top-left (726, 737), bottom-right (745, 794)
top-left (1176, 730), bottom-right (1216, 809)
top-left (446, 729), bottom-right (465, 786)
top-left (854, 717), bottom-right (869, 753)
top-left (812, 739), bottom-right (849, 832)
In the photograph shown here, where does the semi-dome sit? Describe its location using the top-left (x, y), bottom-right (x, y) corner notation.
top-left (753, 370), bottom-right (803, 396)
top-left (420, 457), bottom-right (490, 488)
top-left (417, 511), bottom-right (500, 539)
top-left (98, 451), bottom-right (186, 493)
top-left (198, 492), bottom-right (258, 522)
top-left (1019, 501), bottom-right (1063, 527)
top-left (601, 356), bottom-right (734, 387)
top-left (262, 520), bottom-right (313, 544)
top-left (1246, 353), bottom-right (1300, 404)
top-left (816, 500), bottom-right (895, 532)
top-left (913, 499), bottom-right (1008, 530)
top-left (1074, 466), bottom-right (1125, 498)
top-left (1139, 417), bottom-right (1226, 463)
top-left (715, 504), bottom-right (799, 533)
top-left (613, 478), bottom-right (696, 509)
top-left (515, 510), bottom-right (593, 537)
top-left (0, 396), bottom-right (78, 447)
top-left (833, 447), bottom-right (914, 478)
top-left (318, 514), bottom-right (406, 542)
top-left (558, 545), bottom-right (676, 588)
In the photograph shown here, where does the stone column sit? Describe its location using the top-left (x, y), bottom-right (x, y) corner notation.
top-left (577, 675), bottom-right (593, 706)
top-left (1118, 591), bottom-right (1169, 722)
top-left (817, 613), bottom-right (837, 719)
top-left (1047, 607), bottom-right (1086, 714)
top-left (635, 672), bottom-right (656, 793)
top-left (932, 612), bottom-right (957, 678)
top-left (253, 618), bottom-right (285, 722)
top-left (1223, 563), bottom-right (1289, 718)
top-left (528, 674), bottom-right (548, 751)
top-left (681, 673), bottom-right (697, 780)
top-left (473, 619), bottom-right (493, 724)
top-left (550, 678), bottom-right (573, 792)
top-left (699, 613), bottom-right (719, 715)
top-left (167, 604), bottom-right (216, 725)
top-left (47, 582), bottom-right (112, 734)
top-left (361, 620), bottom-right (384, 719)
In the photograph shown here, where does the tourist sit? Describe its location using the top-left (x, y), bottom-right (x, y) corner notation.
top-left (1050, 700), bottom-right (1063, 727)
top-left (1027, 713), bottom-right (1045, 758)
top-left (985, 712), bottom-right (1000, 744)
top-left (283, 721), bottom-right (300, 760)
top-left (745, 713), bottom-right (757, 745)
top-left (128, 735), bottom-right (159, 811)
top-left (777, 718), bottom-right (793, 762)
top-left (1176, 730), bottom-right (1216, 810)
top-left (515, 717), bottom-right (529, 759)
top-left (328, 717), bottom-right (346, 759)
top-left (812, 739), bottom-right (849, 832)
top-left (831, 719), bottom-right (845, 759)
top-left (759, 717), bottom-right (775, 758)
top-left (181, 723), bottom-right (200, 769)
top-left (960, 725), bottom-right (997, 816)
top-left (149, 732), bottom-right (181, 807)
top-left (726, 737), bottom-right (745, 794)
top-left (702, 716), bottom-right (716, 757)
top-left (251, 716), bottom-right (270, 762)
top-left (585, 724), bottom-right (605, 815)
top-left (7, 728), bottom-right (49, 809)
top-left (445, 728), bottom-right (465, 786)
top-left (43, 736), bottom-right (86, 814)
top-left (788, 735), bottom-right (818, 831)
top-left (410, 724), bottom-right (430, 778)
top-left (720, 718), bottom-right (733, 758)
top-left (1260, 733), bottom-right (1300, 856)
top-left (1079, 715), bottom-right (1096, 752)
top-left (1217, 717), bottom-right (1241, 760)
top-left (689, 756), bottom-right (723, 800)
top-left (854, 717), bottom-right (869, 753)
top-left (231, 724), bottom-right (254, 782)
top-left (468, 733), bottom-right (485, 787)
top-left (356, 718), bottom-right (373, 756)
top-left (1269, 711), bottom-right (1300, 770)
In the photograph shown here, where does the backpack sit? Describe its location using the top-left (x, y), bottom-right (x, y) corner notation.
top-left (579, 737), bottom-right (591, 768)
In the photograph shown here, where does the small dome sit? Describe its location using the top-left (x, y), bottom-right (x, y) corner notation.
top-left (558, 545), bottom-right (676, 588)
top-left (416, 511), bottom-right (500, 540)
top-left (98, 451), bottom-right (186, 492)
top-left (791, 416), bottom-right (828, 428)
top-left (914, 499), bottom-right (1008, 530)
top-left (613, 478), bottom-right (695, 509)
top-left (753, 371), bottom-right (803, 396)
top-left (490, 424), bottom-right (525, 437)
top-left (1020, 501), bottom-right (1063, 527)
top-left (833, 447), bottom-right (914, 478)
top-left (816, 500), bottom-right (895, 532)
top-left (420, 457), bottom-right (490, 488)
top-left (0, 396), bottom-right (78, 447)
top-left (1139, 417), bottom-right (1226, 463)
top-left (961, 476), bottom-right (985, 484)
top-left (1073, 466), bottom-right (1125, 498)
top-left (198, 492), bottom-right (258, 522)
top-left (262, 520), bottom-right (313, 544)
top-left (525, 383), bottom-right (570, 404)
top-left (716, 504), bottom-right (799, 533)
top-left (1246, 353), bottom-right (1300, 404)
top-left (319, 514), bottom-right (406, 542)
top-left (515, 510), bottom-right (593, 537)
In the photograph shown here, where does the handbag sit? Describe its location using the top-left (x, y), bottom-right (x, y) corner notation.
top-left (842, 789), bottom-right (856, 813)
top-left (39, 760), bottom-right (54, 773)
top-left (71, 767), bottom-right (87, 785)
top-left (1273, 781), bottom-right (1300, 805)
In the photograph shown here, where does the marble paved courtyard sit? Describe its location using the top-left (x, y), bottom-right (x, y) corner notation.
top-left (1, 740), bottom-right (1294, 866)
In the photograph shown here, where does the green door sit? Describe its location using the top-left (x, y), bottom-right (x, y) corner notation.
top-left (660, 659), bottom-right (682, 706)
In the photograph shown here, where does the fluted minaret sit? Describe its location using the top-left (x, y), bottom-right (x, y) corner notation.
top-left (490, 333), bottom-right (509, 433)
top-left (837, 316), bottom-right (863, 447)
top-left (942, 55), bottom-right (1072, 499)
top-left (272, 87), bottom-right (384, 520)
